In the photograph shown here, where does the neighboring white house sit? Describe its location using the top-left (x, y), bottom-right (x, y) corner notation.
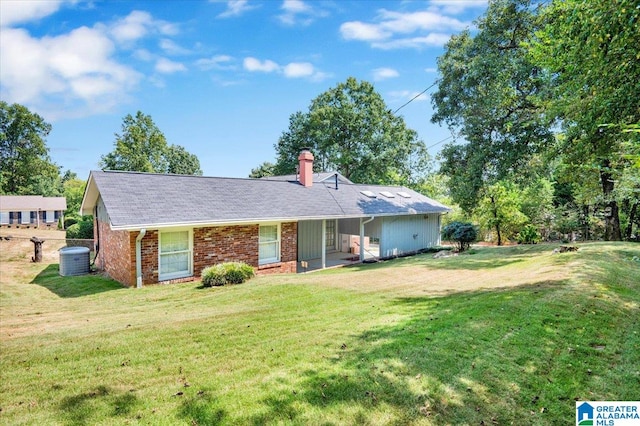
top-left (0, 195), bottom-right (67, 228)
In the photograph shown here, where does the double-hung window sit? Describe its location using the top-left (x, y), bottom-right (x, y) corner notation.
top-left (159, 230), bottom-right (192, 281)
top-left (259, 224), bottom-right (280, 265)
top-left (45, 211), bottom-right (55, 223)
top-left (0, 212), bottom-right (9, 225)
top-left (21, 211), bottom-right (31, 224)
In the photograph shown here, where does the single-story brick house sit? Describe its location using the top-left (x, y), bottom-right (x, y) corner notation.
top-left (80, 150), bottom-right (450, 287)
top-left (0, 195), bottom-right (67, 228)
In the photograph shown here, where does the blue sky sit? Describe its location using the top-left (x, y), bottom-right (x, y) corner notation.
top-left (0, 0), bottom-right (487, 179)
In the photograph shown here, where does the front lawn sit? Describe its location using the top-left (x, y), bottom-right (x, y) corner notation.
top-left (1, 242), bottom-right (638, 425)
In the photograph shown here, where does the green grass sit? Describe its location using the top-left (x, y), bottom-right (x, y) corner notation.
top-left (1, 242), bottom-right (639, 425)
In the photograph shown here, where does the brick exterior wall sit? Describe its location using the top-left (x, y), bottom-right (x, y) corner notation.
top-left (193, 222), bottom-right (298, 277)
top-left (97, 221), bottom-right (299, 286)
top-left (95, 219), bottom-right (135, 286)
top-left (193, 225), bottom-right (259, 276)
top-left (140, 230), bottom-right (159, 285)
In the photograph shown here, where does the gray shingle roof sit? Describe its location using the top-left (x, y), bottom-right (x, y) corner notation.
top-left (82, 170), bottom-right (450, 230)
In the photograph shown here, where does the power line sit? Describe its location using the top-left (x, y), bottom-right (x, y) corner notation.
top-left (426, 134), bottom-right (454, 150)
top-left (393, 79), bottom-right (439, 114)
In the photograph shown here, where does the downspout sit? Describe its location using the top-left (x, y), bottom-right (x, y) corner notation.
top-left (135, 228), bottom-right (147, 288)
top-left (91, 206), bottom-right (100, 268)
top-left (359, 216), bottom-right (375, 262)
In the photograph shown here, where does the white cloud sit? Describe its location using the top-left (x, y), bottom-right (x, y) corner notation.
top-left (283, 62), bottom-right (314, 78)
top-left (108, 10), bottom-right (178, 43)
top-left (0, 26), bottom-right (141, 119)
top-left (217, 0), bottom-right (258, 18)
top-left (373, 67), bottom-right (399, 81)
top-left (340, 21), bottom-right (390, 41)
top-left (155, 58), bottom-right (187, 73)
top-left (0, 9), bottom-right (184, 119)
top-left (377, 9), bottom-right (468, 33)
top-left (340, 7), bottom-right (471, 50)
top-left (243, 57), bottom-right (280, 73)
top-left (159, 39), bottom-right (191, 55)
top-left (109, 10), bottom-right (154, 42)
top-left (243, 57), bottom-right (329, 81)
top-left (0, 0), bottom-right (66, 27)
top-left (425, 67), bottom-right (438, 73)
top-left (196, 54), bottom-right (236, 70)
top-left (278, 0), bottom-right (327, 26)
top-left (373, 33), bottom-right (451, 50)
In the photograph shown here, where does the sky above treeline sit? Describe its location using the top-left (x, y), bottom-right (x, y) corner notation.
top-left (0, 0), bottom-right (488, 179)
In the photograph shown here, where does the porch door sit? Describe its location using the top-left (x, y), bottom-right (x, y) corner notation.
top-left (325, 219), bottom-right (336, 251)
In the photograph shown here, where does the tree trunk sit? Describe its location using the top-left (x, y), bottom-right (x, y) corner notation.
top-left (625, 201), bottom-right (638, 240)
top-left (30, 237), bottom-right (44, 262)
top-left (582, 205), bottom-right (590, 241)
top-left (491, 195), bottom-right (502, 246)
top-left (600, 164), bottom-right (622, 241)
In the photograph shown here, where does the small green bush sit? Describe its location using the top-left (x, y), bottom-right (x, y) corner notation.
top-left (202, 262), bottom-right (255, 287)
top-left (64, 216), bottom-right (79, 229)
top-left (442, 221), bottom-right (478, 252)
top-left (517, 224), bottom-right (541, 244)
top-left (66, 216), bottom-right (94, 240)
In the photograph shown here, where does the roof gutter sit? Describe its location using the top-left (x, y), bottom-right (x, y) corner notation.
top-left (135, 228), bottom-right (146, 288)
top-left (107, 210), bottom-right (452, 232)
top-left (360, 216), bottom-right (375, 262)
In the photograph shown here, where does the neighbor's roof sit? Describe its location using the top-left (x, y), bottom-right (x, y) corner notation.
top-left (81, 170), bottom-right (450, 230)
top-left (0, 195), bottom-right (67, 211)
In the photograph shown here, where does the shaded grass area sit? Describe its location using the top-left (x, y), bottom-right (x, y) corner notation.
top-left (32, 264), bottom-right (126, 298)
top-left (0, 243), bottom-right (638, 425)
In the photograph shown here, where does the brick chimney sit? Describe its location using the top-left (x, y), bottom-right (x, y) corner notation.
top-left (298, 149), bottom-right (314, 187)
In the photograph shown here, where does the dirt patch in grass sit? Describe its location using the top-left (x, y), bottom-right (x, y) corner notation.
top-left (0, 228), bottom-right (67, 263)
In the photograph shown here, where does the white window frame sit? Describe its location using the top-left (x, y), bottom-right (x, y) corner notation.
top-left (45, 210), bottom-right (55, 223)
top-left (259, 223), bottom-right (281, 265)
top-left (0, 212), bottom-right (9, 225)
top-left (158, 229), bottom-right (193, 281)
top-left (21, 211), bottom-right (31, 224)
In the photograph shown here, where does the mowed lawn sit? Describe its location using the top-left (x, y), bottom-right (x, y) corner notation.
top-left (1, 233), bottom-right (639, 425)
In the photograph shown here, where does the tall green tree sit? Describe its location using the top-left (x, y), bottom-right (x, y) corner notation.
top-left (474, 180), bottom-right (528, 245)
top-left (63, 178), bottom-right (86, 218)
top-left (268, 77), bottom-right (432, 186)
top-left (100, 111), bottom-right (202, 175)
top-left (431, 0), bottom-right (553, 213)
top-left (531, 0), bottom-right (640, 240)
top-left (166, 144), bottom-right (202, 176)
top-left (0, 102), bottom-right (60, 195)
top-left (249, 161), bottom-right (276, 178)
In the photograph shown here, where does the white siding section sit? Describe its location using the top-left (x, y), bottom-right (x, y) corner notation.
top-left (96, 196), bottom-right (109, 222)
top-left (380, 214), bottom-right (441, 258)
